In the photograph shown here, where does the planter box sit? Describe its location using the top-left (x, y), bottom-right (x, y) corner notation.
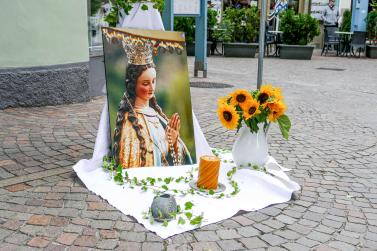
top-left (366, 45), bottom-right (377, 58)
top-left (186, 42), bottom-right (212, 57)
top-left (279, 44), bottom-right (315, 60)
top-left (223, 43), bottom-right (258, 57)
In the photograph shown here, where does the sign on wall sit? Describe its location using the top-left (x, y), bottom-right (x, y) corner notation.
top-left (310, 0), bottom-right (329, 20)
top-left (174, 0), bottom-right (201, 15)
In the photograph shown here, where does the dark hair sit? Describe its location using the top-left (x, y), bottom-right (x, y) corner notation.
top-left (112, 63), bottom-right (169, 167)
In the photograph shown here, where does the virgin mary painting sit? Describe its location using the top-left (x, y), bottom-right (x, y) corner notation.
top-left (102, 28), bottom-right (195, 168)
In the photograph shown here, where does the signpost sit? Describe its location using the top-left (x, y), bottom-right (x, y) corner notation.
top-left (163, 0), bottom-right (207, 78)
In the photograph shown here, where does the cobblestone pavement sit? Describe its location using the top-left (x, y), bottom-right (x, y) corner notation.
top-left (1, 53), bottom-right (377, 250)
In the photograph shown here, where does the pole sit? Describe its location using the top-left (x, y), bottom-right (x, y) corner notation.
top-left (162, 0), bottom-right (174, 31)
top-left (194, 0), bottom-right (208, 78)
top-left (257, 0), bottom-right (267, 89)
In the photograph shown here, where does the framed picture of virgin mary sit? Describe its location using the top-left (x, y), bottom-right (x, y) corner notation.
top-left (102, 27), bottom-right (196, 169)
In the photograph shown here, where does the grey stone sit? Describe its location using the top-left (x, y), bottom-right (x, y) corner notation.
top-left (237, 226), bottom-right (260, 237)
top-left (259, 233), bottom-right (287, 246)
top-left (97, 239), bottom-right (119, 250)
top-left (190, 241), bottom-right (222, 251)
top-left (142, 242), bottom-right (164, 251)
top-left (119, 231), bottom-right (145, 242)
top-left (194, 231), bottom-right (220, 242)
top-left (307, 231), bottom-right (331, 242)
top-left (216, 229), bottom-right (242, 239)
top-left (239, 237), bottom-right (267, 249)
top-left (282, 242), bottom-right (310, 251)
top-left (216, 240), bottom-right (244, 251)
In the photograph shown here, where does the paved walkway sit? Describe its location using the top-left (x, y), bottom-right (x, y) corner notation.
top-left (1, 53), bottom-right (377, 250)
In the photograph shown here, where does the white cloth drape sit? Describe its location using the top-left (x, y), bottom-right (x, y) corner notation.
top-left (73, 5), bottom-right (299, 238)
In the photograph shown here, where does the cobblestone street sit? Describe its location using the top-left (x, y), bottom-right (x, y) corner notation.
top-left (1, 53), bottom-right (377, 250)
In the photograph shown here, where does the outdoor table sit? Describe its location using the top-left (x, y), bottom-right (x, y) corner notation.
top-left (267, 31), bottom-right (283, 56)
top-left (335, 31), bottom-right (354, 56)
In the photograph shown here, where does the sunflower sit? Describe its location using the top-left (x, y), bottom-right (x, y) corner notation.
top-left (217, 104), bottom-right (240, 130)
top-left (257, 84), bottom-right (274, 105)
top-left (217, 96), bottom-right (230, 106)
top-left (230, 89), bottom-right (253, 107)
top-left (272, 86), bottom-right (283, 101)
top-left (241, 99), bottom-right (261, 120)
top-left (267, 100), bottom-right (287, 122)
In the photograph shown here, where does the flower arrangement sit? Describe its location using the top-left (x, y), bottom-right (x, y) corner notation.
top-left (217, 85), bottom-right (291, 139)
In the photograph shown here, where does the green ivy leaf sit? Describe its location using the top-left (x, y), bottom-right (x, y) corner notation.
top-left (185, 201), bottom-right (194, 210)
top-left (141, 4), bottom-right (149, 10)
top-left (162, 220), bottom-right (169, 227)
top-left (178, 216), bottom-right (186, 225)
top-left (185, 212), bottom-right (193, 219)
top-left (162, 185), bottom-right (169, 191)
top-left (277, 115), bottom-right (291, 140)
top-left (190, 215), bottom-right (203, 226)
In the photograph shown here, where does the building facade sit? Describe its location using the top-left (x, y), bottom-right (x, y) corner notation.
top-left (0, 0), bottom-right (90, 109)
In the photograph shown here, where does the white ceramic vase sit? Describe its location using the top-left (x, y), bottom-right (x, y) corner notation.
top-left (232, 123), bottom-right (269, 167)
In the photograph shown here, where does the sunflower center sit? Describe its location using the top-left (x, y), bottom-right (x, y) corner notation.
top-left (248, 107), bottom-right (256, 115)
top-left (236, 94), bottom-right (246, 103)
top-left (223, 111), bottom-right (232, 122)
top-left (258, 93), bottom-right (269, 104)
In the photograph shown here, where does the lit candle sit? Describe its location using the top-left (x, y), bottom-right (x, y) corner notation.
top-left (197, 155), bottom-right (221, 190)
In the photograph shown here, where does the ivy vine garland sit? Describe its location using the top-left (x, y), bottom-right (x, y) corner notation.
top-left (102, 149), bottom-right (268, 227)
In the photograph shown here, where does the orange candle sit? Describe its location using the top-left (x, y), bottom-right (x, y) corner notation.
top-left (197, 155), bottom-right (221, 190)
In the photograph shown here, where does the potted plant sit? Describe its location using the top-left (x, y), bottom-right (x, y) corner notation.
top-left (366, 1), bottom-right (377, 58)
top-left (222, 7), bottom-right (259, 57)
top-left (174, 10), bottom-right (216, 57)
top-left (279, 9), bottom-right (320, 60)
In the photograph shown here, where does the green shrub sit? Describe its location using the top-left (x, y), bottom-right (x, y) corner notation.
top-left (174, 17), bottom-right (195, 43)
top-left (174, 8), bottom-right (218, 44)
top-left (340, 9), bottom-right (351, 32)
top-left (366, 10), bottom-right (377, 44)
top-left (212, 19), bottom-right (234, 42)
top-left (280, 9), bottom-right (320, 45)
top-left (223, 6), bottom-right (259, 43)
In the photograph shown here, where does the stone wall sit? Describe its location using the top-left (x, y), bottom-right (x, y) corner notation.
top-left (0, 63), bottom-right (89, 109)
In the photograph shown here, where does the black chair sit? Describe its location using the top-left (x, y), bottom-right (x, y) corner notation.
top-left (265, 31), bottom-right (276, 56)
top-left (321, 27), bottom-right (340, 56)
top-left (350, 31), bottom-right (366, 57)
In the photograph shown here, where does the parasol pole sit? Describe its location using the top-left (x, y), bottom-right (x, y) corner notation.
top-left (257, 0), bottom-right (268, 90)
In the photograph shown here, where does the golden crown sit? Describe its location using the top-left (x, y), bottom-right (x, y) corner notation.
top-left (102, 27), bottom-right (184, 65)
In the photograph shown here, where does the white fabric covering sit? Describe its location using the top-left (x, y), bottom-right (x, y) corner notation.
top-left (73, 5), bottom-right (299, 238)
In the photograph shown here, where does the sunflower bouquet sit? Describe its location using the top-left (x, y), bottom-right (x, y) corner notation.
top-left (217, 85), bottom-right (291, 139)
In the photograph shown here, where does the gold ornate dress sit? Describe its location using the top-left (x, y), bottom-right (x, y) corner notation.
top-left (118, 107), bottom-right (192, 168)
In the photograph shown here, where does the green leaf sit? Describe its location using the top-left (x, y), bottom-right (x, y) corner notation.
top-left (177, 205), bottom-right (181, 213)
top-left (158, 209), bottom-right (163, 219)
top-left (190, 215), bottom-right (203, 226)
top-left (208, 190), bottom-right (215, 195)
top-left (277, 115), bottom-right (291, 140)
top-left (141, 4), bottom-right (149, 11)
top-left (178, 216), bottom-right (186, 225)
top-left (162, 185), bottom-right (169, 191)
top-left (184, 201), bottom-right (194, 210)
top-left (185, 212), bottom-right (193, 219)
top-left (162, 220), bottom-right (169, 227)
